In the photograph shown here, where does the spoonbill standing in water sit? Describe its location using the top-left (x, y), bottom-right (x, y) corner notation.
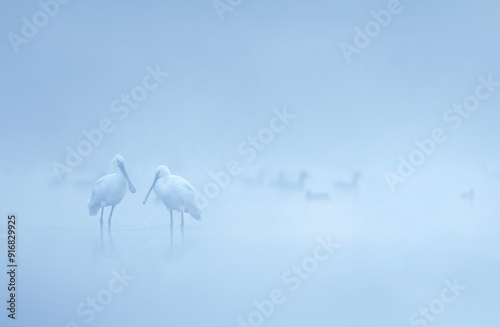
top-left (88, 155), bottom-right (136, 228)
top-left (143, 165), bottom-right (201, 227)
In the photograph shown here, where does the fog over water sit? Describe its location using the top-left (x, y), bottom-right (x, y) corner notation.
top-left (1, 0), bottom-right (500, 326)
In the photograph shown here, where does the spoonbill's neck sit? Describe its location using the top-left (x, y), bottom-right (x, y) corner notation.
top-left (158, 174), bottom-right (170, 184)
top-left (113, 165), bottom-right (126, 179)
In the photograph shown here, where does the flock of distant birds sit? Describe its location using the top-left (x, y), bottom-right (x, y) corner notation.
top-left (87, 154), bottom-right (476, 229)
top-left (241, 168), bottom-right (362, 201)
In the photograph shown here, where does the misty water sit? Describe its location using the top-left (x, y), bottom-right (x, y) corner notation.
top-left (2, 1), bottom-right (500, 326)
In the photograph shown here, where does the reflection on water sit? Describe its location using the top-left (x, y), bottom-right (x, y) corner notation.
top-left (167, 226), bottom-right (185, 255)
top-left (93, 224), bottom-right (198, 265)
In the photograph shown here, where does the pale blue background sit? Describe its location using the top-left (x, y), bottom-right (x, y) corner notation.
top-left (1, 0), bottom-right (499, 326)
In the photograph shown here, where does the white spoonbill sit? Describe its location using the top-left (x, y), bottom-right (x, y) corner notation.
top-left (88, 155), bottom-right (136, 228)
top-left (143, 165), bottom-right (201, 227)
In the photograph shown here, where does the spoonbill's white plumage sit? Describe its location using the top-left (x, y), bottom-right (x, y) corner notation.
top-left (143, 165), bottom-right (201, 227)
top-left (88, 155), bottom-right (136, 228)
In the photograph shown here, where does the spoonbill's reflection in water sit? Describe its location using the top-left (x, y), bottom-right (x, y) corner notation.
top-left (143, 165), bottom-right (201, 228)
top-left (88, 155), bottom-right (136, 228)
top-left (166, 227), bottom-right (185, 256)
top-left (99, 228), bottom-right (116, 253)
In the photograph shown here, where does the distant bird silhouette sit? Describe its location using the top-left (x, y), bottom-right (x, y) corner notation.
top-left (334, 171), bottom-right (361, 191)
top-left (275, 169), bottom-right (310, 190)
top-left (460, 187), bottom-right (474, 200)
top-left (88, 155), bottom-right (136, 228)
top-left (143, 165), bottom-right (201, 228)
top-left (305, 190), bottom-right (331, 201)
top-left (240, 167), bottom-right (268, 186)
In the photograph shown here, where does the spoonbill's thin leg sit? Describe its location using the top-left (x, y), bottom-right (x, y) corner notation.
top-left (181, 212), bottom-right (184, 228)
top-left (108, 206), bottom-right (115, 228)
top-left (170, 210), bottom-right (173, 228)
top-left (99, 208), bottom-right (104, 229)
